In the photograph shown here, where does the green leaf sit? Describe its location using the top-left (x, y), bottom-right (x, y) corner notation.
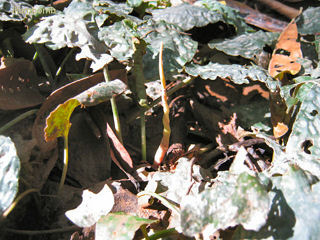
top-left (98, 20), bottom-right (138, 61)
top-left (0, 136), bottom-right (20, 216)
top-left (151, 3), bottom-right (223, 31)
top-left (143, 157), bottom-right (211, 204)
top-left (185, 62), bottom-right (278, 91)
top-left (286, 82), bottom-right (320, 156)
top-left (65, 184), bottom-right (114, 228)
top-left (208, 31), bottom-right (279, 60)
top-left (23, 0), bottom-right (113, 72)
top-left (195, 0), bottom-right (252, 34)
top-left (278, 165), bottom-right (320, 239)
top-left (95, 212), bottom-right (156, 240)
top-left (140, 20), bottom-right (198, 80)
top-left (180, 172), bottom-right (270, 237)
top-left (233, 187), bottom-right (296, 239)
top-left (0, 0), bottom-right (32, 21)
top-left (126, 0), bottom-right (142, 8)
top-left (93, 0), bottom-right (134, 27)
top-left (297, 7), bottom-right (320, 35)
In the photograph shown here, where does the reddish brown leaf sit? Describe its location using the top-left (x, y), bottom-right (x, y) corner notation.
top-left (107, 123), bottom-right (133, 169)
top-left (0, 58), bottom-right (45, 110)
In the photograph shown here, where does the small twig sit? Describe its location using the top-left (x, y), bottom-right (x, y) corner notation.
top-left (4, 226), bottom-right (80, 235)
top-left (255, 0), bottom-right (300, 19)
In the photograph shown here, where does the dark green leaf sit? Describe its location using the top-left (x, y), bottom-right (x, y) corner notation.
top-left (297, 7), bottom-right (320, 35)
top-left (23, 0), bottom-right (112, 72)
top-left (208, 31), bottom-right (279, 60)
top-left (151, 3), bottom-right (223, 31)
top-left (0, 136), bottom-right (20, 216)
top-left (140, 20), bottom-right (198, 80)
top-left (180, 172), bottom-right (270, 237)
top-left (286, 82), bottom-right (320, 156)
top-left (277, 166), bottom-right (320, 239)
top-left (185, 62), bottom-right (278, 91)
top-left (96, 212), bottom-right (156, 240)
top-left (195, 0), bottom-right (252, 34)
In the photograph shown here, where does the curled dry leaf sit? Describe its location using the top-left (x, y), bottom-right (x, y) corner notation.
top-left (268, 19), bottom-right (302, 79)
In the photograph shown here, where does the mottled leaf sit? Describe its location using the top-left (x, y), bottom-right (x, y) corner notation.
top-left (297, 7), bottom-right (320, 35)
top-left (74, 79), bottom-right (126, 106)
top-left (0, 0), bottom-right (32, 21)
top-left (195, 0), bottom-right (252, 34)
top-left (0, 136), bottom-right (20, 216)
top-left (98, 20), bottom-right (137, 61)
top-left (23, 0), bottom-right (113, 72)
top-left (151, 3), bottom-right (223, 31)
top-left (286, 82), bottom-right (320, 156)
top-left (93, 0), bottom-right (133, 27)
top-left (277, 165), bottom-right (320, 239)
top-left (96, 212), bottom-right (156, 240)
top-left (144, 158), bottom-right (211, 204)
top-left (140, 20), bottom-right (198, 80)
top-left (268, 20), bottom-right (302, 78)
top-left (208, 31), bottom-right (279, 60)
top-left (185, 62), bottom-right (278, 91)
top-left (180, 172), bottom-right (270, 237)
top-left (65, 184), bottom-right (114, 228)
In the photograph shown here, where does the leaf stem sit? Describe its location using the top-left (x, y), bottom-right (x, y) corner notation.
top-left (54, 48), bottom-right (76, 81)
top-left (148, 228), bottom-right (177, 240)
top-left (141, 112), bottom-right (147, 161)
top-left (0, 109), bottom-right (38, 134)
top-left (2, 188), bottom-right (39, 218)
top-left (58, 135), bottom-right (69, 193)
top-left (103, 65), bottom-right (123, 143)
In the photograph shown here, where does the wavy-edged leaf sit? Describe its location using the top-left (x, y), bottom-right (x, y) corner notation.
top-left (141, 20), bottom-right (198, 80)
top-left (96, 212), bottom-right (156, 240)
top-left (0, 136), bottom-right (20, 216)
top-left (65, 184), bottom-right (114, 228)
top-left (195, 0), bottom-right (252, 34)
top-left (23, 0), bottom-right (112, 72)
top-left (297, 7), bottom-right (320, 35)
top-left (208, 31), bottom-right (279, 60)
top-left (98, 20), bottom-right (138, 61)
top-left (0, 0), bottom-right (32, 21)
top-left (151, 3), bottom-right (223, 31)
top-left (185, 62), bottom-right (278, 91)
top-left (286, 82), bottom-right (320, 156)
top-left (277, 165), bottom-right (320, 239)
top-left (180, 172), bottom-right (270, 237)
top-left (93, 0), bottom-right (133, 27)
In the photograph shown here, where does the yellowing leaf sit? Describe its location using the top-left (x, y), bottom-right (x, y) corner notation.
top-left (268, 20), bottom-right (302, 79)
top-left (44, 99), bottom-right (80, 142)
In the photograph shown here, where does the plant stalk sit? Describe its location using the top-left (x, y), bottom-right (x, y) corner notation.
top-left (103, 65), bottom-right (123, 143)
